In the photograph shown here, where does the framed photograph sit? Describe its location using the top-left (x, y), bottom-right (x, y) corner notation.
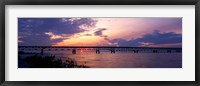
top-left (0, 0), bottom-right (199, 86)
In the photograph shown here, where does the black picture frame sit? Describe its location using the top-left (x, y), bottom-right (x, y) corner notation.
top-left (0, 0), bottom-right (199, 86)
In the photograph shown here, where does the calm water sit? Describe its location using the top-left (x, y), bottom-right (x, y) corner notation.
top-left (20, 49), bottom-right (182, 68)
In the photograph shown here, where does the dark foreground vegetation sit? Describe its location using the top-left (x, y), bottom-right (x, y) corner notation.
top-left (18, 55), bottom-right (89, 68)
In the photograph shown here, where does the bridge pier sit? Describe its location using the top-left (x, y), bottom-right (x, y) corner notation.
top-left (96, 49), bottom-right (100, 54)
top-left (167, 50), bottom-right (171, 53)
top-left (153, 50), bottom-right (158, 53)
top-left (111, 48), bottom-right (115, 53)
top-left (111, 50), bottom-right (115, 53)
top-left (72, 49), bottom-right (76, 54)
top-left (176, 50), bottom-right (181, 53)
top-left (133, 50), bottom-right (139, 53)
top-left (41, 48), bottom-right (44, 55)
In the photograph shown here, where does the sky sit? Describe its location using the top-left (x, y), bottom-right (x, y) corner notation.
top-left (18, 18), bottom-right (182, 47)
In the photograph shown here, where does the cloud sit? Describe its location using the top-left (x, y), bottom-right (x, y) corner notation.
top-left (94, 28), bottom-right (107, 37)
top-left (18, 33), bottom-right (57, 46)
top-left (147, 43), bottom-right (182, 47)
top-left (106, 30), bottom-right (182, 47)
top-left (138, 42), bottom-right (155, 47)
top-left (84, 34), bottom-right (92, 36)
top-left (18, 18), bottom-right (97, 46)
top-left (44, 32), bottom-right (70, 40)
top-left (136, 30), bottom-right (182, 44)
top-left (19, 18), bottom-right (97, 34)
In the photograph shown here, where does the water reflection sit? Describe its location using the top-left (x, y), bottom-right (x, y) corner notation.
top-left (19, 48), bottom-right (182, 68)
top-left (45, 50), bottom-right (182, 68)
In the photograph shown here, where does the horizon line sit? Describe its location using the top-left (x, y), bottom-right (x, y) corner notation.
top-left (18, 46), bottom-right (182, 49)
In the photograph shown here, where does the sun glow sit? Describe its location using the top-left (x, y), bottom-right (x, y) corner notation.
top-left (54, 35), bottom-right (109, 46)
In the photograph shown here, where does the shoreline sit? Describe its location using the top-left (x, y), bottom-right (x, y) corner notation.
top-left (18, 54), bottom-right (89, 68)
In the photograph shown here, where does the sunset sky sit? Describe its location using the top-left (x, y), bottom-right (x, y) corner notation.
top-left (18, 18), bottom-right (182, 47)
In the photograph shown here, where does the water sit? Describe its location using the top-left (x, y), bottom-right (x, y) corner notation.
top-left (20, 49), bottom-right (182, 68)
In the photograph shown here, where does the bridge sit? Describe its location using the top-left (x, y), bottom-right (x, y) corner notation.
top-left (18, 46), bottom-right (182, 55)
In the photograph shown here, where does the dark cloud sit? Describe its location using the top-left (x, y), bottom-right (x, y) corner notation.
top-left (136, 30), bottom-right (182, 44)
top-left (106, 30), bottom-right (182, 47)
top-left (18, 18), bottom-right (97, 46)
top-left (18, 34), bottom-right (65, 46)
top-left (18, 18), bottom-right (97, 34)
top-left (94, 28), bottom-right (107, 37)
top-left (84, 34), bottom-right (92, 36)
